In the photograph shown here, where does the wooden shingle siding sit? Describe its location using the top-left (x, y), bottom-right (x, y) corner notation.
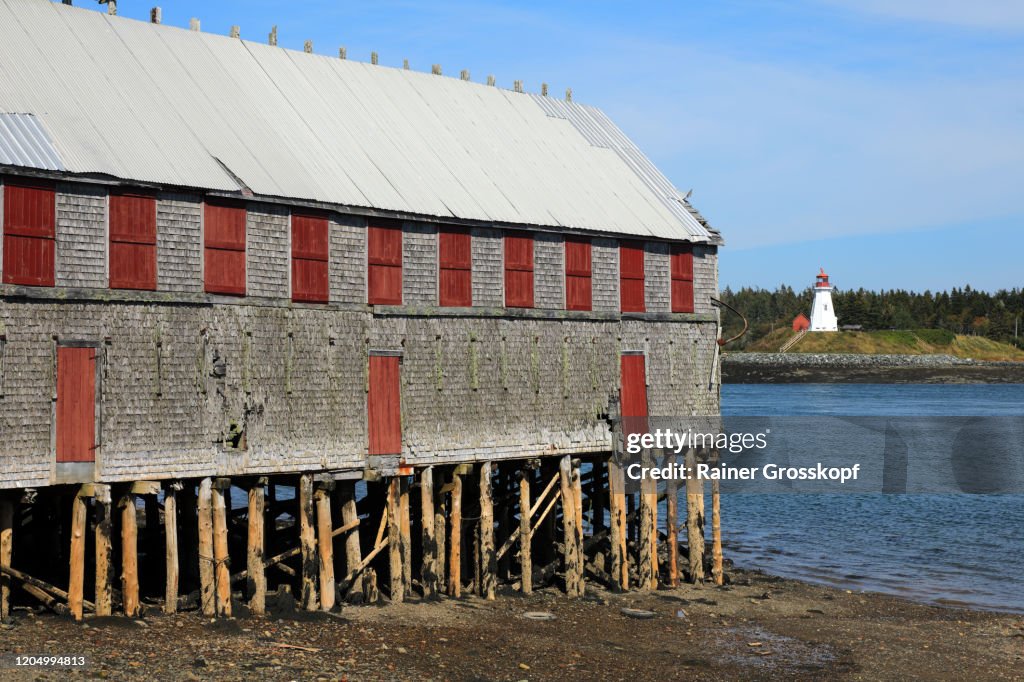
top-left (591, 238), bottom-right (619, 312)
top-left (504, 232), bottom-right (534, 309)
top-left (246, 204), bottom-right (290, 299)
top-left (533, 233), bottom-right (564, 309)
top-left (156, 192), bottom-right (203, 293)
top-left (2, 177), bottom-right (55, 287)
top-left (619, 241), bottom-right (645, 313)
top-left (56, 183), bottom-right (106, 289)
top-left (204, 200), bottom-right (246, 296)
top-left (329, 214), bottom-right (367, 304)
top-left (402, 224), bottom-right (438, 306)
top-left (367, 223), bottom-right (403, 305)
top-left (109, 191), bottom-right (157, 291)
top-left (439, 228), bottom-right (472, 307)
top-left (644, 242), bottom-right (670, 313)
top-left (471, 227), bottom-right (503, 307)
top-left (292, 211), bottom-right (329, 303)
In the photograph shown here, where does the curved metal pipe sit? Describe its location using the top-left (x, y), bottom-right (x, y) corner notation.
top-left (709, 296), bottom-right (748, 346)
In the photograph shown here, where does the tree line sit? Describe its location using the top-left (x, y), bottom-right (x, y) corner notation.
top-left (718, 285), bottom-right (1024, 349)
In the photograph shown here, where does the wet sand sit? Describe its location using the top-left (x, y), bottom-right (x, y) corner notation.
top-left (1, 569), bottom-right (1022, 681)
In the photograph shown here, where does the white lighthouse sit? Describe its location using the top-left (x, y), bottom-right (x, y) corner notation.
top-left (809, 268), bottom-right (838, 331)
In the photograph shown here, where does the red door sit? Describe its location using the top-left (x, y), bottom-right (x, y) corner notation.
top-left (57, 347), bottom-right (97, 463)
top-left (620, 354), bottom-right (648, 435)
top-left (368, 355), bottom-right (401, 455)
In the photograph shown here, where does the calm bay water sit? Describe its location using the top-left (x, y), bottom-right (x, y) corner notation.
top-left (719, 383), bottom-right (1024, 613)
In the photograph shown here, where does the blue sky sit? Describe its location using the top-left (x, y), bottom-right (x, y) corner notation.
top-left (79, 1), bottom-right (1022, 292)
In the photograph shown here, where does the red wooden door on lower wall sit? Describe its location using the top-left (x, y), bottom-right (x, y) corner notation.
top-left (368, 355), bottom-right (402, 456)
top-left (620, 354), bottom-right (649, 435)
top-left (56, 347), bottom-right (97, 463)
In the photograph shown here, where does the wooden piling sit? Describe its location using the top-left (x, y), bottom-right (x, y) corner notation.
top-left (387, 477), bottom-right (404, 603)
top-left (68, 493), bottom-right (87, 621)
top-left (247, 482), bottom-right (266, 614)
top-left (447, 470), bottom-right (462, 597)
top-left (0, 500), bottom-right (13, 619)
top-left (666, 457), bottom-right (681, 588)
top-left (434, 468), bottom-right (447, 594)
top-left (298, 474), bottom-right (318, 610)
top-left (559, 456), bottom-right (584, 597)
top-left (120, 493), bottom-right (140, 617)
top-left (315, 484), bottom-right (336, 611)
top-left (400, 478), bottom-right (411, 592)
top-left (211, 483), bottom-right (232, 617)
top-left (479, 462), bottom-right (496, 600)
top-left (338, 481), bottom-right (363, 602)
top-left (420, 467), bottom-right (439, 597)
top-left (685, 449), bottom-right (705, 583)
top-left (94, 487), bottom-right (112, 616)
top-left (164, 489), bottom-right (178, 614)
top-left (711, 478), bottom-right (723, 586)
top-left (197, 477), bottom-right (215, 616)
top-left (608, 458), bottom-right (628, 591)
top-left (518, 469), bottom-right (532, 594)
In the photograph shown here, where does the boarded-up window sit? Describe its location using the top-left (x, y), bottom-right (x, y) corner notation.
top-left (439, 228), bottom-right (472, 307)
top-left (671, 244), bottom-right (695, 313)
top-left (368, 354), bottom-right (401, 455)
top-left (2, 178), bottom-right (55, 287)
top-left (504, 232), bottom-right (534, 308)
top-left (109, 191), bottom-right (157, 291)
top-left (204, 200), bottom-right (246, 296)
top-left (620, 353), bottom-right (648, 436)
top-left (292, 211), bottom-right (329, 303)
top-left (367, 223), bottom-right (402, 305)
top-left (620, 241), bottom-right (645, 313)
top-left (57, 346), bottom-right (97, 463)
top-left (565, 237), bottom-right (592, 311)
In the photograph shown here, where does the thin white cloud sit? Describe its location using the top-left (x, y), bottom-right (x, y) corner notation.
top-left (820, 0), bottom-right (1024, 30)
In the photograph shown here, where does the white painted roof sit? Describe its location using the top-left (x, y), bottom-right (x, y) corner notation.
top-left (0, 0), bottom-right (718, 243)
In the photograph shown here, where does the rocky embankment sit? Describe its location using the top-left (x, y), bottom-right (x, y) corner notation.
top-left (722, 353), bottom-right (1024, 383)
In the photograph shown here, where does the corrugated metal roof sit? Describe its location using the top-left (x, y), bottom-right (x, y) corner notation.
top-left (0, 0), bottom-right (718, 243)
top-left (0, 113), bottom-right (65, 171)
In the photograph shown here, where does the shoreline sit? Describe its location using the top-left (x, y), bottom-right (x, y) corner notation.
top-left (722, 352), bottom-right (1024, 383)
top-left (1, 569), bottom-right (1021, 680)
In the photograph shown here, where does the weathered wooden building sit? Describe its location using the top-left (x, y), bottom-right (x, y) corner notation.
top-left (0, 0), bottom-right (723, 620)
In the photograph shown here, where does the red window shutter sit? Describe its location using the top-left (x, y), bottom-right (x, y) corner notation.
top-left (2, 178), bottom-right (55, 286)
top-left (109, 192), bottom-right (157, 291)
top-left (671, 244), bottom-right (695, 313)
top-left (439, 228), bottom-right (472, 307)
top-left (620, 354), bottom-right (649, 436)
top-left (292, 211), bottom-right (329, 303)
top-left (204, 200), bottom-right (246, 296)
top-left (57, 347), bottom-right (97, 463)
top-left (368, 355), bottom-right (402, 455)
top-left (564, 237), bottom-right (592, 311)
top-left (619, 241), bottom-right (645, 313)
top-left (367, 224), bottom-right (403, 305)
top-left (504, 232), bottom-right (534, 308)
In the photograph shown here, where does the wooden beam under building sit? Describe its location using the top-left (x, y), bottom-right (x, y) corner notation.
top-left (68, 492), bottom-right (88, 621)
top-left (197, 477), bottom-right (215, 616)
top-left (559, 456), bottom-right (584, 597)
top-left (608, 458), bottom-right (628, 591)
top-left (479, 461), bottom-right (496, 600)
top-left (164, 488), bottom-right (179, 614)
top-left (94, 486), bottom-right (112, 616)
top-left (298, 474), bottom-right (318, 611)
top-left (447, 470), bottom-right (462, 598)
top-left (518, 468), bottom-right (532, 594)
top-left (120, 492), bottom-right (140, 617)
top-left (1, 499), bottom-right (14, 619)
top-left (387, 477), bottom-right (404, 603)
top-left (247, 481), bottom-right (266, 615)
top-left (419, 466), bottom-right (439, 598)
top-left (315, 484), bottom-right (336, 611)
top-left (211, 482), bottom-right (232, 617)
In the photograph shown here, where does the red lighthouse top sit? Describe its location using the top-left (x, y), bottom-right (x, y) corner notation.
top-left (815, 268), bottom-right (831, 288)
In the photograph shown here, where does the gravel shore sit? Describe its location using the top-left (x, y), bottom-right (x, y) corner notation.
top-left (1, 569), bottom-right (1021, 681)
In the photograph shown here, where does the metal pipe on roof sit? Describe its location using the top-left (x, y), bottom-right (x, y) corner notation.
top-left (149, 7), bottom-right (161, 24)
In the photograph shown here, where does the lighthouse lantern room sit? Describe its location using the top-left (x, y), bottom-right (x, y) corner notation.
top-left (809, 268), bottom-right (839, 331)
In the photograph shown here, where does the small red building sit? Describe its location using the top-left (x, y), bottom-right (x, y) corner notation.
top-left (793, 313), bottom-right (810, 331)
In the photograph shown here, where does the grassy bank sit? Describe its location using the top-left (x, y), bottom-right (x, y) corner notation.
top-left (743, 329), bottom-right (1024, 361)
